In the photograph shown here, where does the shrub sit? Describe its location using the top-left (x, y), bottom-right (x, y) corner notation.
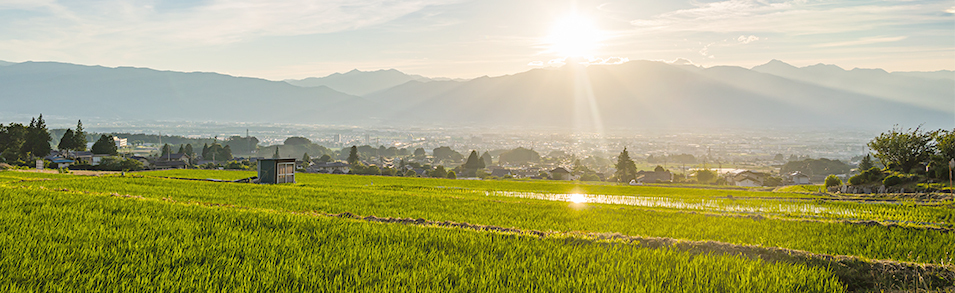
top-left (824, 175), bottom-right (842, 188)
top-left (446, 171), bottom-right (456, 179)
top-left (882, 175), bottom-right (903, 186)
top-left (848, 174), bottom-right (865, 185)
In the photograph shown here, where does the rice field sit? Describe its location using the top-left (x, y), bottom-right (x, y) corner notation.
top-left (0, 169), bottom-right (952, 291)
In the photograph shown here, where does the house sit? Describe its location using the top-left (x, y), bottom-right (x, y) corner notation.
top-left (43, 156), bottom-right (74, 169)
top-left (490, 168), bottom-right (513, 178)
top-left (550, 167), bottom-right (572, 180)
top-left (729, 170), bottom-right (771, 187)
top-left (90, 154), bottom-right (111, 166)
top-left (113, 137), bottom-right (127, 148)
top-left (157, 153), bottom-right (190, 164)
top-left (308, 162), bottom-right (350, 174)
top-left (789, 171), bottom-right (811, 185)
top-left (635, 170), bottom-right (673, 183)
top-left (153, 160), bottom-right (188, 169)
top-left (130, 156), bottom-right (151, 167)
top-left (258, 158), bottom-right (296, 184)
top-left (69, 151), bottom-right (94, 164)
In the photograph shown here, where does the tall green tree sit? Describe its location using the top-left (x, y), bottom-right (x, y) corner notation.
top-left (858, 154), bottom-right (874, 171)
top-left (58, 129), bottom-right (75, 151)
top-left (184, 144), bottom-right (194, 157)
top-left (318, 154), bottom-right (332, 163)
top-left (177, 145), bottom-right (185, 154)
top-left (23, 115), bottom-right (52, 158)
top-left (302, 153), bottom-right (311, 165)
top-left (91, 135), bottom-right (117, 155)
top-left (347, 146), bottom-right (360, 164)
top-left (0, 123), bottom-right (28, 162)
top-left (161, 144), bottom-right (172, 158)
top-left (464, 150), bottom-right (485, 170)
top-left (481, 151), bottom-right (493, 166)
top-left (273, 147), bottom-right (281, 159)
top-left (72, 120), bottom-right (87, 151)
top-left (868, 126), bottom-right (935, 172)
top-left (614, 147), bottom-right (637, 183)
top-left (413, 148), bottom-right (426, 158)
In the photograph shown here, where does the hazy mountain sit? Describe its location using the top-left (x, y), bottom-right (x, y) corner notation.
top-left (752, 60), bottom-right (954, 112)
top-left (285, 69), bottom-right (434, 96)
top-left (1, 60), bottom-right (949, 130)
top-left (365, 60), bottom-right (951, 130)
top-left (0, 60), bottom-right (14, 66)
top-left (893, 70), bottom-right (955, 81)
top-left (0, 62), bottom-right (370, 123)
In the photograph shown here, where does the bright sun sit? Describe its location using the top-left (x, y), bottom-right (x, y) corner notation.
top-left (547, 16), bottom-right (601, 57)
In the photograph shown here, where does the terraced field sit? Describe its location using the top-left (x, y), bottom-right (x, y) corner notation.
top-left (0, 170), bottom-right (952, 292)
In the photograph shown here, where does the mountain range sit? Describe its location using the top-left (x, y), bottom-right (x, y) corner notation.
top-left (0, 59), bottom-right (951, 130)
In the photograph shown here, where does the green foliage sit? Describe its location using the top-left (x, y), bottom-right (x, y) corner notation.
top-left (498, 147), bottom-right (541, 165)
top-left (161, 144), bottom-right (172, 157)
top-left (202, 143), bottom-right (232, 162)
top-left (57, 129), bottom-right (74, 151)
top-left (432, 146), bottom-right (463, 163)
top-left (284, 136), bottom-right (311, 146)
top-left (868, 126), bottom-right (934, 173)
top-left (430, 166), bottom-right (447, 178)
top-left (404, 170), bottom-right (417, 177)
top-left (347, 146), bottom-right (359, 164)
top-left (446, 170), bottom-right (456, 179)
top-left (91, 135), bottom-right (118, 155)
top-left (71, 120), bottom-right (87, 151)
top-left (223, 136), bottom-right (259, 155)
top-left (824, 175), bottom-right (842, 188)
top-left (463, 150), bottom-right (485, 170)
top-left (858, 154), bottom-right (874, 171)
top-left (882, 175), bottom-right (903, 186)
top-left (481, 151), bottom-right (492, 167)
top-left (763, 176), bottom-right (783, 187)
top-left (94, 157), bottom-right (143, 171)
top-left (693, 169), bottom-right (718, 184)
top-left (614, 148), bottom-right (637, 183)
top-left (848, 174), bottom-right (865, 186)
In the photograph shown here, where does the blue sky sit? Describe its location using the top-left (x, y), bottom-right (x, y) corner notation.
top-left (0, 0), bottom-right (952, 80)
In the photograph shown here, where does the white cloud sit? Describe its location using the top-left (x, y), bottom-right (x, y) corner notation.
top-left (945, 6), bottom-right (955, 14)
top-left (737, 35), bottom-right (759, 44)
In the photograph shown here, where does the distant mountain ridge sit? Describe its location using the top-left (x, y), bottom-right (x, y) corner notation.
top-left (752, 60), bottom-right (953, 112)
top-left (0, 60), bottom-right (950, 130)
top-left (284, 69), bottom-right (434, 96)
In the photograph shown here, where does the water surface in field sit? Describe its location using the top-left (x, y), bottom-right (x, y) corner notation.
top-left (485, 191), bottom-right (858, 218)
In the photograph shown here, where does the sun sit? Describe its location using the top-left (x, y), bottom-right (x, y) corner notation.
top-left (547, 16), bottom-right (601, 58)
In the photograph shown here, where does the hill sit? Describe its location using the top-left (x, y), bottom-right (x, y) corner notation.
top-left (284, 69), bottom-right (432, 96)
top-left (0, 62), bottom-right (369, 123)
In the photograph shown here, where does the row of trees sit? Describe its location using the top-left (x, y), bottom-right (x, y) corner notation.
top-left (0, 115), bottom-right (54, 163)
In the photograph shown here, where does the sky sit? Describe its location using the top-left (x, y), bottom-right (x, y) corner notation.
top-left (0, 0), bottom-right (952, 80)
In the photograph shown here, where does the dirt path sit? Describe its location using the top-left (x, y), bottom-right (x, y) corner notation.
top-left (10, 169), bottom-right (118, 176)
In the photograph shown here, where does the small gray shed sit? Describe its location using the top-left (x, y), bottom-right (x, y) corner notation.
top-left (258, 158), bottom-right (296, 184)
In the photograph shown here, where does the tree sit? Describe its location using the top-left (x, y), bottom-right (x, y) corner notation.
top-left (220, 145), bottom-right (233, 161)
top-left (184, 144), bottom-right (194, 157)
top-left (654, 165), bottom-right (666, 173)
top-left (430, 166), bottom-right (447, 178)
top-left (161, 144), bottom-right (172, 158)
top-left (413, 148), bottom-right (426, 158)
top-left (177, 145), bottom-right (185, 154)
top-left (347, 146), bottom-right (360, 164)
top-left (614, 148), bottom-right (637, 183)
top-left (824, 175), bottom-right (842, 188)
top-left (302, 153), bottom-right (311, 165)
top-left (72, 120), bottom-right (87, 151)
top-left (405, 170), bottom-right (417, 177)
top-left (858, 154), bottom-right (874, 171)
top-left (868, 126), bottom-right (935, 172)
top-left (318, 154), bottom-right (332, 163)
top-left (498, 147), bottom-right (541, 165)
top-left (58, 129), bottom-right (75, 151)
top-left (694, 168), bottom-right (718, 184)
top-left (202, 143), bottom-right (210, 159)
top-left (22, 115), bottom-right (52, 158)
top-left (91, 135), bottom-right (118, 155)
top-left (446, 170), bottom-right (457, 179)
top-left (481, 151), bottom-right (493, 166)
top-left (464, 150), bottom-right (485, 170)
top-left (284, 136), bottom-right (312, 146)
top-left (273, 147), bottom-right (281, 159)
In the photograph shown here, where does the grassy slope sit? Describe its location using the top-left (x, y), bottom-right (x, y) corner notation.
top-left (7, 171), bottom-right (953, 265)
top-left (0, 186), bottom-right (845, 292)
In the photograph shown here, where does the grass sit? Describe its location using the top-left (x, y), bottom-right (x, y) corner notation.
top-left (0, 185), bottom-right (846, 292)
top-left (6, 170), bottom-right (953, 265)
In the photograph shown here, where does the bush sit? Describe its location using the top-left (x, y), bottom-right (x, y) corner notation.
top-left (848, 174), bottom-right (865, 185)
top-left (882, 175), bottom-right (903, 186)
top-left (446, 171), bottom-right (456, 179)
top-left (824, 175), bottom-right (842, 188)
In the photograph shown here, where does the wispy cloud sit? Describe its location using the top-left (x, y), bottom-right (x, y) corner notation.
top-left (629, 0), bottom-right (950, 35)
top-left (812, 36), bottom-right (907, 48)
top-left (737, 35), bottom-right (759, 44)
top-left (0, 0), bottom-right (461, 51)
